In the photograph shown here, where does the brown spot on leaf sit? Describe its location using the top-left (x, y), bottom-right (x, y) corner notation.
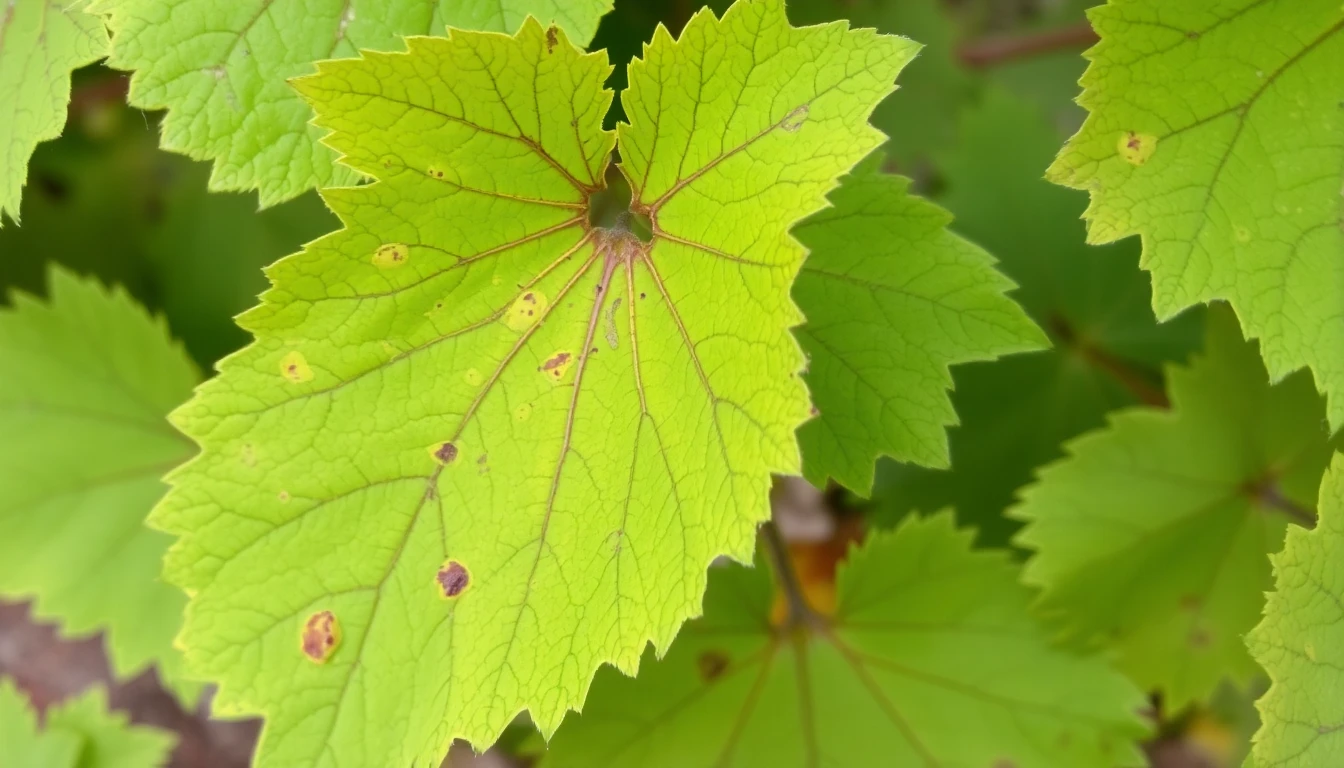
top-left (546, 26), bottom-right (559, 53)
top-left (301, 611), bottom-right (340, 663)
top-left (992, 760), bottom-right (1018, 768)
top-left (436, 560), bottom-right (471, 598)
top-left (1117, 131), bottom-right (1157, 165)
top-left (540, 351), bottom-right (574, 382)
top-left (697, 650), bottom-right (729, 682)
top-left (373, 243), bottom-right (409, 269)
top-left (1189, 627), bottom-right (1212, 648)
top-left (1179, 594), bottom-right (1201, 612)
top-left (278, 490), bottom-right (291, 503)
top-left (506, 290), bottom-right (548, 331)
top-left (432, 442), bottom-right (458, 464)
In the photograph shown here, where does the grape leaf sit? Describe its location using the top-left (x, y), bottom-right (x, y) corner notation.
top-left (1047, 0), bottom-right (1344, 430)
top-left (793, 154), bottom-right (1045, 494)
top-left (0, 0), bottom-right (109, 225)
top-left (546, 513), bottom-right (1149, 767)
top-left (0, 269), bottom-right (200, 703)
top-left (1013, 306), bottom-right (1336, 708)
top-left (153, 2), bottom-right (915, 762)
top-left (91, 0), bottom-right (615, 207)
top-left (1247, 453), bottom-right (1344, 766)
top-left (0, 678), bottom-right (176, 768)
top-left (869, 88), bottom-right (1201, 545)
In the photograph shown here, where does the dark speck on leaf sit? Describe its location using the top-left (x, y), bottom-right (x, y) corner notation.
top-left (546, 26), bottom-right (559, 53)
top-left (434, 442), bottom-right (458, 464)
top-left (697, 650), bottom-right (729, 682)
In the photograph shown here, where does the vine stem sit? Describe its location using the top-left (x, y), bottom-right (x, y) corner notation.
top-left (1252, 482), bottom-right (1317, 528)
top-left (958, 22), bottom-right (1100, 69)
top-left (761, 522), bottom-right (823, 631)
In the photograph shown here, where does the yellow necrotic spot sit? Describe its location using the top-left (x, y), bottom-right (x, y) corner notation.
top-left (463, 368), bottom-right (482, 386)
top-left (514, 403), bottom-right (532, 422)
top-left (280, 351), bottom-right (313, 383)
top-left (1118, 131), bottom-right (1158, 166)
top-left (506, 290), bottom-right (548, 331)
top-left (372, 243), bottom-right (409, 269)
top-left (540, 351), bottom-right (574, 383)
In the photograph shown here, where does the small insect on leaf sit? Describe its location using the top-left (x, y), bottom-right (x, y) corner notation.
top-left (301, 611), bottom-right (341, 663)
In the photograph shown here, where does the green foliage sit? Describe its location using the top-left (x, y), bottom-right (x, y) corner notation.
top-left (871, 88), bottom-right (1201, 543)
top-left (787, 0), bottom-right (970, 165)
top-left (148, 2), bottom-right (945, 763)
top-left (92, 0), bottom-right (615, 206)
top-left (0, 678), bottom-right (175, 768)
top-left (548, 513), bottom-right (1148, 767)
top-left (1014, 307), bottom-right (1336, 708)
top-left (1049, 0), bottom-right (1344, 430)
top-left (793, 154), bottom-right (1044, 493)
top-left (0, 101), bottom-right (337, 366)
top-left (0, 269), bottom-right (200, 703)
top-left (0, 0), bottom-right (109, 224)
top-left (1248, 454), bottom-right (1344, 766)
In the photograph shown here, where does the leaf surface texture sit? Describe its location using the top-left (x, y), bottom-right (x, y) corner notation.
top-left (1014, 307), bottom-right (1336, 706)
top-left (153, 2), bottom-right (914, 762)
top-left (92, 0), bottom-right (615, 205)
top-left (0, 0), bottom-right (109, 224)
top-left (547, 514), bottom-right (1149, 767)
top-left (1049, 0), bottom-right (1344, 428)
top-left (0, 269), bottom-right (199, 702)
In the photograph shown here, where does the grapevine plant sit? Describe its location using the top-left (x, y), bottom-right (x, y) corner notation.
top-left (0, 0), bottom-right (1340, 766)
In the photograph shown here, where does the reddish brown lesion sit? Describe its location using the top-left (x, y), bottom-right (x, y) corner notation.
top-left (541, 352), bottom-right (571, 372)
top-left (433, 442), bottom-right (458, 464)
top-left (436, 561), bottom-right (471, 599)
top-left (301, 611), bottom-right (341, 663)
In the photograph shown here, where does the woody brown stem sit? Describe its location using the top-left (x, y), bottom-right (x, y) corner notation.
top-left (958, 22), bottom-right (1100, 69)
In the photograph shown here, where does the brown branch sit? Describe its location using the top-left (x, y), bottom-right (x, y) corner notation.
top-left (1048, 315), bottom-right (1171, 409)
top-left (760, 522), bottom-right (823, 631)
top-left (958, 22), bottom-right (1099, 69)
top-left (1249, 481), bottom-right (1317, 528)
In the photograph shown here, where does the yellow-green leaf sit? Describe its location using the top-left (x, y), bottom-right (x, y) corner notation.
top-left (153, 2), bottom-right (914, 763)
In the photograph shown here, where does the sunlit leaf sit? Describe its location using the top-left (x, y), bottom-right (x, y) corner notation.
top-left (0, 0), bottom-right (109, 224)
top-left (92, 0), bottom-right (615, 206)
top-left (1247, 453), bottom-right (1344, 766)
top-left (1049, 0), bottom-right (1344, 429)
top-left (152, 2), bottom-right (915, 762)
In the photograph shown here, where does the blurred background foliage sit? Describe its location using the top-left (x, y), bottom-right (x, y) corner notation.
top-left (0, 0), bottom-right (1229, 765)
